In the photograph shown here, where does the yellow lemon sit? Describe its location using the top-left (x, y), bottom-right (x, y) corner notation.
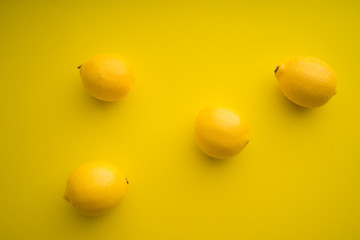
top-left (194, 108), bottom-right (249, 159)
top-left (64, 161), bottom-right (128, 216)
top-left (79, 53), bottom-right (135, 102)
top-left (275, 56), bottom-right (337, 108)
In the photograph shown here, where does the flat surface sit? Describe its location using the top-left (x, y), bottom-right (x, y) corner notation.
top-left (1, 0), bottom-right (360, 239)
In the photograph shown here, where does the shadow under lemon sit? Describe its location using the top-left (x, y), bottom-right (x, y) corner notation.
top-left (270, 81), bottom-right (316, 119)
top-left (68, 74), bottom-right (137, 121)
top-left (58, 195), bottom-right (128, 234)
top-left (192, 140), bottom-right (229, 167)
top-left (80, 83), bottom-right (128, 110)
top-left (189, 136), bottom-right (249, 172)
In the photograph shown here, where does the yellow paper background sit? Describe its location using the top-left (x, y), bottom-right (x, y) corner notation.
top-left (1, 0), bottom-right (360, 239)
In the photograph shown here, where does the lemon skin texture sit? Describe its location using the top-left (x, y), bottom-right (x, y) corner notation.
top-left (275, 56), bottom-right (337, 108)
top-left (64, 161), bottom-right (128, 216)
top-left (194, 108), bottom-right (249, 159)
top-left (79, 53), bottom-right (135, 102)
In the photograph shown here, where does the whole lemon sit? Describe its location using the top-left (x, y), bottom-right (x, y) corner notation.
top-left (64, 161), bottom-right (128, 216)
top-left (79, 53), bottom-right (135, 102)
top-left (275, 56), bottom-right (337, 108)
top-left (194, 108), bottom-right (249, 159)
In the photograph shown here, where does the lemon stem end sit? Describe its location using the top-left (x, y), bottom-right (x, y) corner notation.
top-left (274, 66), bottom-right (279, 74)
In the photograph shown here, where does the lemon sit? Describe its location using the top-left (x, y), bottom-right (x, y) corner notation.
top-left (64, 161), bottom-right (128, 216)
top-left (275, 56), bottom-right (337, 108)
top-left (194, 108), bottom-right (249, 159)
top-left (79, 53), bottom-right (135, 102)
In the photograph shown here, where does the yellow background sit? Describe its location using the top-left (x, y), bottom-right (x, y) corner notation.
top-left (1, 0), bottom-right (360, 239)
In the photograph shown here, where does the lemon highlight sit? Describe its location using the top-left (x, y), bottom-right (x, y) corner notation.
top-left (64, 161), bottom-right (128, 216)
top-left (79, 53), bottom-right (135, 102)
top-left (194, 108), bottom-right (249, 159)
top-left (275, 56), bottom-right (337, 108)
